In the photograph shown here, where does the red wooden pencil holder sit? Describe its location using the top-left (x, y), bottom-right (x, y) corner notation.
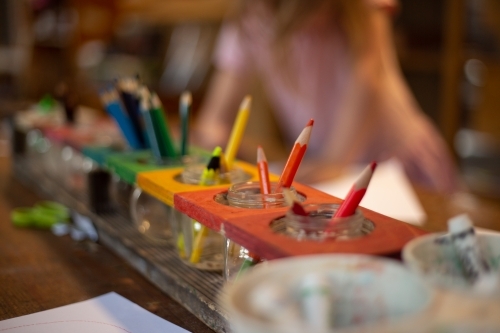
top-left (173, 182), bottom-right (427, 260)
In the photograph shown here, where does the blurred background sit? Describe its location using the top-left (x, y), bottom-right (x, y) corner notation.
top-left (0, 0), bottom-right (500, 200)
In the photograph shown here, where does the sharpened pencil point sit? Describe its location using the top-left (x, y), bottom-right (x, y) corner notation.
top-left (257, 145), bottom-right (267, 163)
top-left (240, 95), bottom-right (252, 111)
top-left (181, 91), bottom-right (192, 108)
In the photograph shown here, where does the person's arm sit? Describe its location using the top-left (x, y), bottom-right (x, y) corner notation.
top-left (309, 9), bottom-right (389, 167)
top-left (194, 68), bottom-right (252, 150)
top-left (299, 7), bottom-right (459, 192)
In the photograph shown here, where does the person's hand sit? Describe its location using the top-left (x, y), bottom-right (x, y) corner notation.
top-left (394, 116), bottom-right (461, 193)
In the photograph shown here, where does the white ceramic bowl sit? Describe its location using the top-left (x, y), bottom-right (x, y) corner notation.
top-left (220, 254), bottom-right (434, 333)
top-left (402, 230), bottom-right (500, 295)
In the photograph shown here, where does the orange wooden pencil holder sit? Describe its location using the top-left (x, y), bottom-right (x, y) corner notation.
top-left (138, 163), bottom-right (426, 261)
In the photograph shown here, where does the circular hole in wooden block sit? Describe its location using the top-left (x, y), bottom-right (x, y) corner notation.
top-left (269, 205), bottom-right (375, 241)
top-left (212, 184), bottom-right (307, 209)
top-left (178, 164), bottom-right (252, 185)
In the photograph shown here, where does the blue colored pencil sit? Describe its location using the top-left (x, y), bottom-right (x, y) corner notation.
top-left (100, 89), bottom-right (143, 150)
top-left (117, 77), bottom-right (148, 148)
top-left (138, 86), bottom-right (163, 163)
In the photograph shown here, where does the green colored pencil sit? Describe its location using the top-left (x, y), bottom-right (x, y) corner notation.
top-left (151, 93), bottom-right (178, 158)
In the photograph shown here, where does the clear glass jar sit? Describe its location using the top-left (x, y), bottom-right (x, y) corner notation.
top-left (110, 174), bottom-right (134, 214)
top-left (226, 181), bottom-right (297, 209)
top-left (172, 167), bottom-right (252, 272)
top-left (130, 187), bottom-right (172, 244)
top-left (224, 181), bottom-right (300, 281)
top-left (25, 129), bottom-right (49, 177)
top-left (284, 203), bottom-right (373, 241)
top-left (61, 146), bottom-right (96, 193)
top-left (174, 212), bottom-right (226, 271)
top-left (42, 140), bottom-right (64, 181)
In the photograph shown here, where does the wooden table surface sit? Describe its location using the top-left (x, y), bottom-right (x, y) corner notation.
top-left (1, 152), bottom-right (499, 330)
top-left (0, 156), bottom-right (215, 332)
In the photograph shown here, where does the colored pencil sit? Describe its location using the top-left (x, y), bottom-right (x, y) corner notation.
top-left (200, 146), bottom-right (222, 186)
top-left (275, 119), bottom-right (314, 192)
top-left (219, 151), bottom-right (228, 174)
top-left (257, 145), bottom-right (271, 195)
top-left (150, 93), bottom-right (178, 158)
top-left (283, 188), bottom-right (308, 216)
top-left (190, 147), bottom-right (222, 264)
top-left (333, 161), bottom-right (377, 218)
top-left (117, 77), bottom-right (147, 148)
top-left (180, 91), bottom-right (192, 156)
top-left (100, 89), bottom-right (143, 150)
top-left (225, 95), bottom-right (252, 169)
top-left (138, 86), bottom-right (162, 163)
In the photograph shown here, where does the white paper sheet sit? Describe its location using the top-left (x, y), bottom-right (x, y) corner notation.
top-left (311, 159), bottom-right (427, 226)
top-left (0, 292), bottom-right (191, 333)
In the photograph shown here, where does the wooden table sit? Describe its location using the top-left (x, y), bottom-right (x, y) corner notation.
top-left (415, 185), bottom-right (500, 233)
top-left (0, 156), bottom-right (214, 332)
top-left (1, 151), bottom-right (500, 330)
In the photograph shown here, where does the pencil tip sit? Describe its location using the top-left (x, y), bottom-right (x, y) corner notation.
top-left (370, 161), bottom-right (377, 171)
top-left (151, 93), bottom-right (161, 108)
top-left (181, 91), bottom-right (192, 106)
top-left (240, 95), bottom-right (252, 111)
top-left (306, 119), bottom-right (314, 126)
top-left (212, 146), bottom-right (222, 156)
top-left (257, 145), bottom-right (266, 162)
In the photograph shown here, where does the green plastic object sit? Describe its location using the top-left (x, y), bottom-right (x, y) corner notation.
top-left (11, 201), bottom-right (70, 229)
top-left (36, 201), bottom-right (70, 221)
top-left (38, 94), bottom-right (56, 113)
top-left (11, 208), bottom-right (34, 227)
top-left (82, 146), bottom-right (123, 167)
top-left (105, 147), bottom-right (212, 185)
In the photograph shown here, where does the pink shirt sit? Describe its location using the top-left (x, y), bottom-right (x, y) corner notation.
top-left (214, 0), bottom-right (398, 158)
top-left (213, 0), bottom-right (459, 191)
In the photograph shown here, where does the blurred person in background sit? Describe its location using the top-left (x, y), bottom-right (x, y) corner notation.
top-left (194, 0), bottom-right (460, 193)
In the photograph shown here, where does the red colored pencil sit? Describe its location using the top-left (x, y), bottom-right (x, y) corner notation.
top-left (333, 161), bottom-right (377, 218)
top-left (276, 119), bottom-right (314, 191)
top-left (257, 145), bottom-right (271, 194)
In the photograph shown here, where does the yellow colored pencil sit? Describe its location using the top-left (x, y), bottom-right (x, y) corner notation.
top-left (189, 146), bottom-right (222, 264)
top-left (189, 225), bottom-right (209, 264)
top-left (224, 95), bottom-right (252, 170)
